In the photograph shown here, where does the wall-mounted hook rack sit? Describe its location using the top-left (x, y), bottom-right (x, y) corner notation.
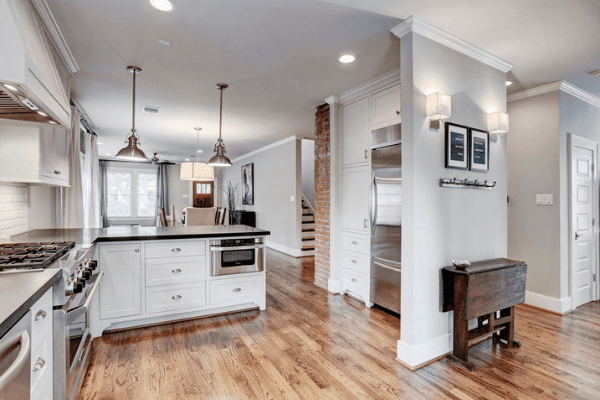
top-left (439, 177), bottom-right (497, 190)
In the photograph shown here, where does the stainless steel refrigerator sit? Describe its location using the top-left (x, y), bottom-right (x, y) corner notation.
top-left (369, 125), bottom-right (401, 314)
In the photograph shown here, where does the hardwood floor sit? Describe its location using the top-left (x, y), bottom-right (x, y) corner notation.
top-left (80, 250), bottom-right (600, 399)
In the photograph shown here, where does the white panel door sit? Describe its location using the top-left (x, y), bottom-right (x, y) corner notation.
top-left (342, 166), bottom-right (370, 232)
top-left (570, 136), bottom-right (597, 309)
top-left (342, 97), bottom-right (370, 166)
top-left (99, 243), bottom-right (142, 320)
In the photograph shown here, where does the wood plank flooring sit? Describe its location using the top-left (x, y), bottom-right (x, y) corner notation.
top-left (80, 250), bottom-right (600, 399)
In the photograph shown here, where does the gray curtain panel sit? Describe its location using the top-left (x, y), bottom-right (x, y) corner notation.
top-left (99, 160), bottom-right (109, 227)
top-left (156, 163), bottom-right (170, 225)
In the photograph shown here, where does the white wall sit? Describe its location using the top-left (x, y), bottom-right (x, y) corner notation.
top-left (28, 185), bottom-right (56, 231)
top-left (168, 164), bottom-right (192, 212)
top-left (399, 31), bottom-right (507, 367)
top-left (301, 139), bottom-right (315, 209)
top-left (217, 137), bottom-right (303, 256)
top-left (507, 92), bottom-right (561, 299)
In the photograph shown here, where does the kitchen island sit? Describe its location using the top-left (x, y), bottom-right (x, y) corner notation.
top-left (11, 225), bottom-right (270, 338)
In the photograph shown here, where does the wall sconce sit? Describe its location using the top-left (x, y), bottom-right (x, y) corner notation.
top-left (487, 112), bottom-right (509, 141)
top-left (426, 93), bottom-right (451, 129)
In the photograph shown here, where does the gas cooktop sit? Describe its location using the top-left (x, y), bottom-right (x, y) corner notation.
top-left (0, 241), bottom-right (75, 271)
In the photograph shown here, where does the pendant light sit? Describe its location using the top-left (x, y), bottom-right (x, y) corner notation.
top-left (116, 66), bottom-right (148, 161)
top-left (208, 83), bottom-right (233, 167)
top-left (180, 127), bottom-right (214, 180)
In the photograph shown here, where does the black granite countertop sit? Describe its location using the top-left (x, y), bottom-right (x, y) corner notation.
top-left (11, 225), bottom-right (271, 247)
top-left (0, 269), bottom-right (61, 338)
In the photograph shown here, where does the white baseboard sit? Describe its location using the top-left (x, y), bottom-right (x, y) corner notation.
top-left (525, 291), bottom-right (572, 314)
top-left (397, 334), bottom-right (452, 369)
top-left (328, 279), bottom-right (341, 294)
top-left (266, 241), bottom-right (303, 258)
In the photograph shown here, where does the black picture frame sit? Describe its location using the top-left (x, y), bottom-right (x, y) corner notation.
top-left (469, 128), bottom-right (490, 172)
top-left (445, 122), bottom-right (469, 170)
top-left (241, 163), bottom-right (254, 205)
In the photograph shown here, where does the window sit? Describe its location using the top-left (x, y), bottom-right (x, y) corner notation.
top-left (196, 183), bottom-right (212, 194)
top-left (107, 167), bottom-right (157, 218)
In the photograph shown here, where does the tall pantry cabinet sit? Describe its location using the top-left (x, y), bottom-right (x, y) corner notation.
top-left (337, 71), bottom-right (400, 306)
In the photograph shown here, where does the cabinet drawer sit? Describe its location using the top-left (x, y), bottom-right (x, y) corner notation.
top-left (342, 268), bottom-right (369, 302)
top-left (209, 275), bottom-right (263, 307)
top-left (146, 257), bottom-right (206, 287)
top-left (342, 232), bottom-right (369, 254)
top-left (146, 282), bottom-right (206, 314)
top-left (342, 251), bottom-right (368, 274)
top-left (31, 369), bottom-right (52, 400)
top-left (30, 321), bottom-right (52, 394)
top-left (145, 240), bottom-right (205, 259)
top-left (31, 288), bottom-right (52, 339)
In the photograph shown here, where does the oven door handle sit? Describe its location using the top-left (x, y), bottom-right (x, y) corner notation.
top-left (66, 271), bottom-right (104, 325)
top-left (0, 331), bottom-right (30, 392)
top-left (210, 245), bottom-right (264, 252)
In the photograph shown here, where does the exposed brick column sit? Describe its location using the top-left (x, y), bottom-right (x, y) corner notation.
top-left (314, 103), bottom-right (330, 289)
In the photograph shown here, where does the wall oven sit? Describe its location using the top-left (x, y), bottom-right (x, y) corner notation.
top-left (54, 248), bottom-right (103, 400)
top-left (210, 238), bottom-right (264, 276)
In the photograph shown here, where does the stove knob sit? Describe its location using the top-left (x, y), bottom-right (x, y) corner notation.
top-left (89, 260), bottom-right (98, 270)
top-left (75, 268), bottom-right (84, 279)
top-left (65, 279), bottom-right (75, 296)
top-left (83, 270), bottom-right (92, 280)
top-left (74, 280), bottom-right (84, 294)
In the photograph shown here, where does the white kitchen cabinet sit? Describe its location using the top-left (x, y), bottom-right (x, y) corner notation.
top-left (39, 126), bottom-right (69, 184)
top-left (99, 243), bottom-right (142, 320)
top-left (30, 288), bottom-right (52, 399)
top-left (342, 97), bottom-right (370, 166)
top-left (209, 274), bottom-right (264, 308)
top-left (370, 84), bottom-right (401, 130)
top-left (342, 166), bottom-right (370, 232)
top-left (146, 282), bottom-right (206, 314)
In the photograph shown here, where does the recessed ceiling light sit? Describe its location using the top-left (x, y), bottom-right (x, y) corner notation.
top-left (3, 84), bottom-right (18, 92)
top-left (506, 80), bottom-right (514, 86)
top-left (185, 158), bottom-right (190, 161)
top-left (197, 150), bottom-right (203, 153)
top-left (106, 153), bottom-right (111, 156)
top-left (150, 0), bottom-right (173, 11)
top-left (339, 55), bottom-right (355, 64)
top-left (98, 142), bottom-right (103, 145)
top-left (37, 111), bottom-right (47, 117)
top-left (158, 39), bottom-right (171, 47)
top-left (49, 121), bottom-right (57, 124)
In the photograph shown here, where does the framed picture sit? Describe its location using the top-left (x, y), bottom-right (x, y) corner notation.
top-left (445, 122), bottom-right (469, 170)
top-left (469, 128), bottom-right (489, 172)
top-left (241, 163), bottom-right (254, 205)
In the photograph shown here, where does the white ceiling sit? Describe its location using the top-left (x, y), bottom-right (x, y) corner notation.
top-left (48, 0), bottom-right (600, 162)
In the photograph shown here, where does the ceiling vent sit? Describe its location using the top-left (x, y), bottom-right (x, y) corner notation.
top-left (143, 105), bottom-right (160, 114)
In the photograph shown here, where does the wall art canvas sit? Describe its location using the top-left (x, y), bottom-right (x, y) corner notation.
top-left (469, 128), bottom-right (489, 172)
top-left (241, 163), bottom-right (254, 205)
top-left (445, 122), bottom-right (469, 170)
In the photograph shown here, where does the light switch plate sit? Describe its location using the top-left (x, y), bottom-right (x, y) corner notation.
top-left (536, 194), bottom-right (553, 205)
top-left (182, 194), bottom-right (189, 198)
top-left (290, 196), bottom-right (295, 202)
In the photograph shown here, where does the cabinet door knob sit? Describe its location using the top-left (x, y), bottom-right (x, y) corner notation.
top-left (351, 241), bottom-right (357, 245)
top-left (365, 149), bottom-right (368, 159)
top-left (351, 278), bottom-right (357, 283)
top-left (233, 288), bottom-right (242, 292)
top-left (172, 268), bottom-right (182, 273)
top-left (135, 249), bottom-right (140, 252)
top-left (396, 110), bottom-right (400, 115)
top-left (172, 295), bottom-right (182, 300)
top-left (54, 170), bottom-right (61, 175)
top-left (35, 310), bottom-right (47, 321)
top-left (172, 248), bottom-right (181, 252)
top-left (33, 358), bottom-right (45, 372)
top-left (351, 259), bottom-right (357, 264)
top-left (364, 219), bottom-right (368, 228)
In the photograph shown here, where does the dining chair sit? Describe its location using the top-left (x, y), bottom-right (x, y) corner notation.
top-left (218, 207), bottom-right (227, 225)
top-left (185, 207), bottom-right (216, 226)
top-left (158, 207), bottom-right (168, 227)
top-left (172, 204), bottom-right (190, 226)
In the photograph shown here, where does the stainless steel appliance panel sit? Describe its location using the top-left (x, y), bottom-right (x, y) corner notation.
top-left (371, 124), bottom-right (401, 149)
top-left (370, 258), bottom-right (401, 314)
top-left (0, 310), bottom-right (31, 400)
top-left (210, 238), bottom-right (264, 276)
top-left (370, 142), bottom-right (402, 313)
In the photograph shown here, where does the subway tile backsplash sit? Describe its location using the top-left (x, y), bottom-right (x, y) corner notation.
top-left (0, 183), bottom-right (28, 239)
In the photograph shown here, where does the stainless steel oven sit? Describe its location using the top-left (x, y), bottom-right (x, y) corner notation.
top-left (210, 238), bottom-right (264, 276)
top-left (53, 248), bottom-right (103, 400)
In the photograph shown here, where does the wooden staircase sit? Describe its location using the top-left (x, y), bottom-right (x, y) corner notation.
top-left (301, 199), bottom-right (315, 257)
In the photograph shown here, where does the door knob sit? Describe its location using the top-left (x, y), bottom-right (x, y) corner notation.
top-left (575, 232), bottom-right (581, 240)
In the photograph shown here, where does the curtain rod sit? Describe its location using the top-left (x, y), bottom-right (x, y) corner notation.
top-left (70, 99), bottom-right (96, 136)
top-left (99, 158), bottom-right (175, 166)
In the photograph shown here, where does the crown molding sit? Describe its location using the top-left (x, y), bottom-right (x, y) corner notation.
top-left (325, 96), bottom-right (339, 105)
top-left (30, 0), bottom-right (79, 74)
top-left (337, 68), bottom-right (401, 104)
top-left (508, 81), bottom-right (600, 108)
top-left (231, 135), bottom-right (300, 163)
top-left (391, 16), bottom-right (513, 73)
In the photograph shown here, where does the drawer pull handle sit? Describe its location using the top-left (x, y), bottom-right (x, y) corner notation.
top-left (233, 288), bottom-right (242, 293)
top-left (365, 149), bottom-right (368, 159)
top-left (33, 358), bottom-right (45, 372)
top-left (172, 269), bottom-right (182, 273)
top-left (54, 170), bottom-right (61, 175)
top-left (135, 249), bottom-right (139, 252)
top-left (172, 295), bottom-right (182, 300)
top-left (364, 219), bottom-right (368, 228)
top-left (351, 241), bottom-right (358, 245)
top-left (351, 278), bottom-right (357, 283)
top-left (172, 248), bottom-right (181, 252)
top-left (396, 110), bottom-right (400, 115)
top-left (35, 310), bottom-right (47, 321)
top-left (351, 260), bottom-right (357, 264)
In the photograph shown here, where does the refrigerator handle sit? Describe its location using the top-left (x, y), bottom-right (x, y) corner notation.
top-left (371, 174), bottom-right (378, 236)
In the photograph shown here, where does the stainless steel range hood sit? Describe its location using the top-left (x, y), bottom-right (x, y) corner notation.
top-left (0, 0), bottom-right (71, 126)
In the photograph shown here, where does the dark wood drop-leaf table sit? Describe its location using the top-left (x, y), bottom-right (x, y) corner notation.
top-left (442, 258), bottom-right (527, 370)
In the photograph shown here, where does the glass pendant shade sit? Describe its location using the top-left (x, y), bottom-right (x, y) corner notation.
top-left (180, 162), bottom-right (214, 180)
